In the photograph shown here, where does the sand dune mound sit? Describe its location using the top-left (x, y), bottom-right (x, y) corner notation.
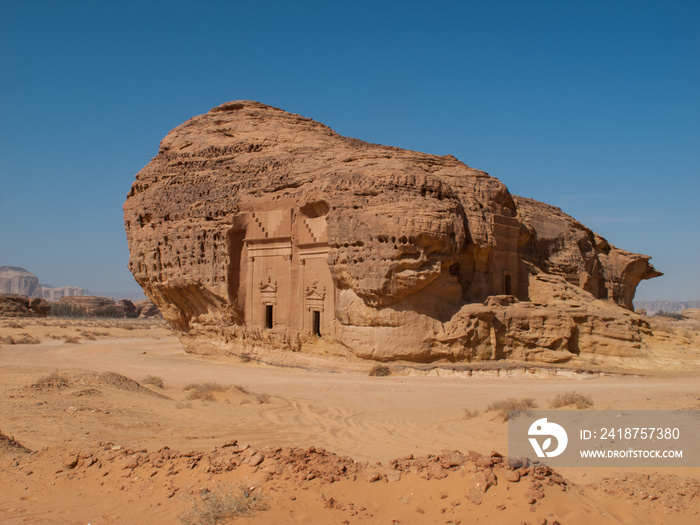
top-left (0, 430), bottom-right (32, 454)
top-left (26, 370), bottom-right (170, 399)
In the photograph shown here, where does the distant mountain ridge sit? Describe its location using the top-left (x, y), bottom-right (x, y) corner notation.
top-left (0, 266), bottom-right (86, 301)
top-left (634, 300), bottom-right (700, 314)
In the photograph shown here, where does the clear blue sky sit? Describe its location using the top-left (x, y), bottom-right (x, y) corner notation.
top-left (1, 0), bottom-right (698, 302)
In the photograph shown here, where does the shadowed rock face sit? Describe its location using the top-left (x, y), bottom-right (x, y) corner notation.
top-left (123, 101), bottom-right (661, 363)
top-left (0, 294), bottom-right (49, 317)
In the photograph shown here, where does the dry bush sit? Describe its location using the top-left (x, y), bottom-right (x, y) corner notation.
top-left (232, 385), bottom-right (270, 404)
top-left (35, 371), bottom-right (70, 387)
top-left (233, 384), bottom-right (251, 395)
top-left (486, 397), bottom-right (537, 421)
top-left (78, 331), bottom-right (97, 341)
top-left (464, 408), bottom-right (480, 419)
top-left (549, 391), bottom-right (593, 409)
top-left (143, 375), bottom-right (165, 389)
top-left (369, 365), bottom-right (391, 376)
top-left (63, 336), bottom-right (80, 344)
top-left (184, 382), bottom-right (228, 401)
top-left (255, 393), bottom-right (271, 404)
top-left (2, 334), bottom-right (40, 344)
top-left (179, 485), bottom-right (267, 525)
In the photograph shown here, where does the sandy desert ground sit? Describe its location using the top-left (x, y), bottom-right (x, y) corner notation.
top-left (1, 317), bottom-right (699, 524)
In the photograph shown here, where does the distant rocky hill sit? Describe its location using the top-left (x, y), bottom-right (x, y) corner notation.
top-left (0, 266), bottom-right (85, 301)
top-left (0, 266), bottom-right (41, 297)
top-left (634, 300), bottom-right (700, 314)
top-left (51, 296), bottom-right (161, 318)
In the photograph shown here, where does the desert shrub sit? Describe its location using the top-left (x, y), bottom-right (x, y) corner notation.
top-left (49, 303), bottom-right (87, 318)
top-left (91, 306), bottom-right (121, 318)
top-left (63, 336), bottom-right (80, 344)
top-left (464, 408), bottom-right (480, 419)
top-left (486, 397), bottom-right (537, 421)
top-left (233, 384), bottom-right (251, 395)
top-left (369, 365), bottom-right (391, 376)
top-left (143, 375), bottom-right (165, 389)
top-left (16, 334), bottom-right (40, 344)
top-left (78, 330), bottom-right (97, 341)
top-left (255, 393), bottom-right (271, 404)
top-left (549, 391), bottom-right (593, 409)
top-left (184, 382), bottom-right (228, 401)
top-left (35, 371), bottom-right (70, 387)
top-left (49, 303), bottom-right (138, 319)
top-left (179, 485), bottom-right (267, 525)
top-left (2, 334), bottom-right (40, 344)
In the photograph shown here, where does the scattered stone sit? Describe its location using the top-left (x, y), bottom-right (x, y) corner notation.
top-left (471, 472), bottom-right (492, 494)
top-left (439, 450), bottom-right (466, 468)
top-left (506, 470), bottom-right (521, 482)
top-left (248, 453), bottom-right (264, 467)
top-left (428, 462), bottom-right (448, 480)
top-left (367, 472), bottom-right (383, 483)
top-left (64, 455), bottom-right (79, 470)
top-left (466, 488), bottom-right (483, 505)
top-left (386, 470), bottom-right (402, 482)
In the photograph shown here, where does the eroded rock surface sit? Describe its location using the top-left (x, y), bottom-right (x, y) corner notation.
top-left (123, 101), bottom-right (661, 363)
top-left (0, 294), bottom-right (50, 317)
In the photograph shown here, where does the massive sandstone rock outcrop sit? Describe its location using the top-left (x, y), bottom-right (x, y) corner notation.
top-left (123, 101), bottom-right (661, 364)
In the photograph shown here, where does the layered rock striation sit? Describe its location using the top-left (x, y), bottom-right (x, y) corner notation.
top-left (124, 101), bottom-right (661, 364)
